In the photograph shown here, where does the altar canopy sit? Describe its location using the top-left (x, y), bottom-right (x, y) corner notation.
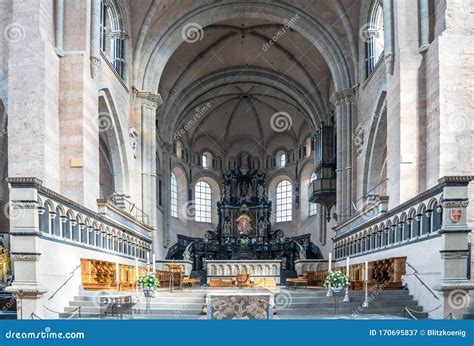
top-left (167, 152), bottom-right (322, 278)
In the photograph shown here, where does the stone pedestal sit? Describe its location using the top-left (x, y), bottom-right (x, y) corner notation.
top-left (5, 179), bottom-right (48, 319)
top-left (433, 176), bottom-right (474, 319)
top-left (206, 290), bottom-right (273, 319)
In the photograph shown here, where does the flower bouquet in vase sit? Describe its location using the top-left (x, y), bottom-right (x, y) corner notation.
top-left (137, 272), bottom-right (159, 298)
top-left (323, 270), bottom-right (348, 294)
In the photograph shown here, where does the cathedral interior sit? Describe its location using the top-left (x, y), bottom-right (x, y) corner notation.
top-left (0, 0), bottom-right (473, 320)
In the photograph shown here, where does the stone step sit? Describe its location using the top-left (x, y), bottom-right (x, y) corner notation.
top-left (69, 300), bottom-right (204, 308)
top-left (279, 289), bottom-right (410, 297)
top-left (64, 306), bottom-right (203, 315)
top-left (277, 305), bottom-right (418, 316)
top-left (280, 300), bottom-right (419, 309)
top-left (279, 295), bottom-right (415, 302)
top-left (73, 296), bottom-right (205, 304)
top-left (58, 312), bottom-right (201, 319)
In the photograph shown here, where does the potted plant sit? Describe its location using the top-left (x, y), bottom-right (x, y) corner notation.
top-left (137, 272), bottom-right (159, 297)
top-left (323, 270), bottom-right (348, 293)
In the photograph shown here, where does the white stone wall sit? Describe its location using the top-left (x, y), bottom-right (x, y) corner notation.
top-left (35, 237), bottom-right (145, 319)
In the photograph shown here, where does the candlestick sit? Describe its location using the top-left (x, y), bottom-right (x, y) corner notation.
top-left (135, 258), bottom-right (139, 298)
top-left (343, 256), bottom-right (350, 302)
top-left (115, 260), bottom-right (120, 291)
top-left (362, 280), bottom-right (369, 308)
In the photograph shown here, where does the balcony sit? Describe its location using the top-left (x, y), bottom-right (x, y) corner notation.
top-left (7, 177), bottom-right (153, 261)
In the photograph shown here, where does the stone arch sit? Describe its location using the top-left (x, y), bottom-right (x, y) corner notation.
top-left (98, 89), bottom-right (130, 197)
top-left (137, 2), bottom-right (354, 93)
top-left (363, 91), bottom-right (387, 198)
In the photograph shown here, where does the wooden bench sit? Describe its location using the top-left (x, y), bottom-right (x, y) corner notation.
top-left (182, 278), bottom-right (200, 288)
top-left (286, 277), bottom-right (307, 289)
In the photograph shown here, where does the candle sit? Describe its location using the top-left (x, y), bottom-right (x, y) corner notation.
top-left (135, 257), bottom-right (139, 280)
top-left (115, 260), bottom-right (120, 286)
top-left (346, 257), bottom-right (350, 277)
top-left (146, 252), bottom-right (150, 264)
top-left (328, 252), bottom-right (332, 272)
top-left (365, 260), bottom-right (368, 281)
top-left (152, 253), bottom-right (156, 273)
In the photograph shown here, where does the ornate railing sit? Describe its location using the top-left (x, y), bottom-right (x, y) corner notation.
top-left (333, 182), bottom-right (443, 260)
top-left (7, 178), bottom-right (153, 261)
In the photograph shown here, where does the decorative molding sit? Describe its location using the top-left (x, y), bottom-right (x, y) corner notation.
top-left (90, 56), bottom-right (101, 79)
top-left (11, 252), bottom-right (41, 261)
top-left (108, 30), bottom-right (129, 40)
top-left (133, 88), bottom-right (163, 109)
top-left (442, 200), bottom-right (469, 208)
top-left (6, 177), bottom-right (43, 185)
top-left (438, 176), bottom-right (474, 185)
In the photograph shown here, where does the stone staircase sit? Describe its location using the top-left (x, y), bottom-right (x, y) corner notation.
top-left (60, 287), bottom-right (427, 319)
top-left (274, 288), bottom-right (427, 319)
top-left (60, 290), bottom-right (206, 319)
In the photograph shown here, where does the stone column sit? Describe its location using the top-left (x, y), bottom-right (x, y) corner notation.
top-left (382, 0), bottom-right (394, 74)
top-left (332, 90), bottom-right (353, 222)
top-left (434, 176), bottom-right (474, 319)
top-left (5, 178), bottom-right (47, 319)
top-left (54, 0), bottom-right (64, 56)
top-left (418, 0), bottom-right (430, 52)
top-left (58, 0), bottom-right (99, 210)
top-left (333, 96), bottom-right (344, 221)
top-left (135, 91), bottom-right (162, 253)
top-left (8, 0), bottom-right (60, 191)
top-left (90, 0), bottom-right (101, 78)
top-left (160, 143), bottom-right (173, 250)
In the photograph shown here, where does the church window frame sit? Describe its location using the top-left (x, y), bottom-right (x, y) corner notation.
top-left (276, 179), bottom-right (293, 222)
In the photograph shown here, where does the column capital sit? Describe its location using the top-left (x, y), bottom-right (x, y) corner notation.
top-left (133, 87), bottom-right (163, 109)
top-left (330, 89), bottom-right (354, 106)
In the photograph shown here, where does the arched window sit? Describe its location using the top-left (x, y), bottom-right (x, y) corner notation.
top-left (364, 0), bottom-right (384, 77)
top-left (276, 150), bottom-right (286, 168)
top-left (99, 0), bottom-right (127, 78)
top-left (201, 151), bottom-right (213, 169)
top-left (170, 173), bottom-right (178, 218)
top-left (309, 172), bottom-right (317, 216)
top-left (276, 180), bottom-right (292, 222)
top-left (195, 181), bottom-right (212, 223)
top-left (305, 137), bottom-right (312, 157)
